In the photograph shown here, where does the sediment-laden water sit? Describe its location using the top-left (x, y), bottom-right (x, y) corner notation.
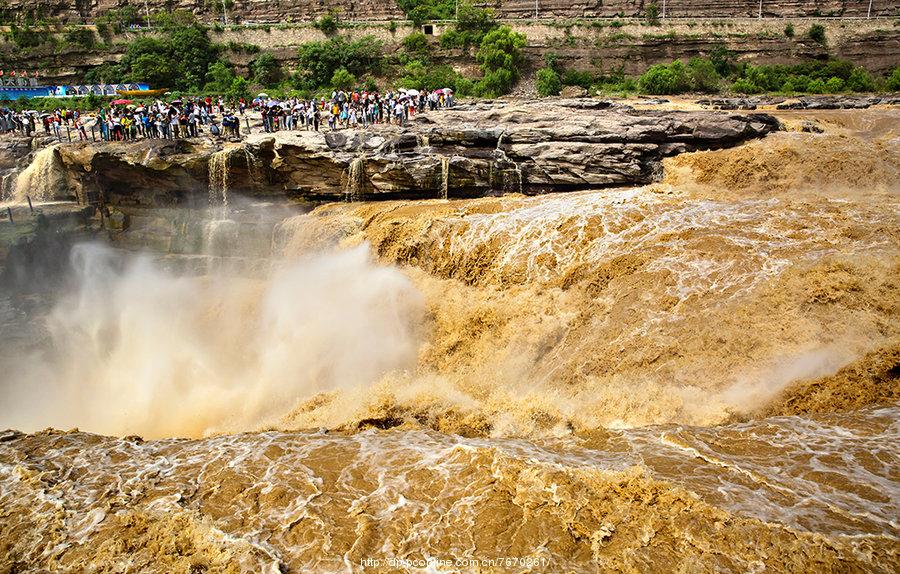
top-left (0, 109), bottom-right (898, 572)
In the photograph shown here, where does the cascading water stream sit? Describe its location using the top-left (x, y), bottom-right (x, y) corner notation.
top-left (13, 144), bottom-right (65, 203)
top-left (440, 156), bottom-right (450, 200)
top-left (207, 148), bottom-right (231, 210)
top-left (344, 156), bottom-right (366, 202)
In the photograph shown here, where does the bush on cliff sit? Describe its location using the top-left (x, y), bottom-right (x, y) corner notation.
top-left (399, 61), bottom-right (466, 92)
top-left (536, 67), bottom-right (562, 97)
top-left (439, 2), bottom-right (497, 49)
top-left (330, 67), bottom-right (357, 90)
top-left (639, 61), bottom-right (690, 94)
top-left (294, 36), bottom-right (383, 90)
top-left (807, 24), bottom-right (827, 46)
top-left (109, 24), bottom-right (220, 90)
top-left (886, 68), bottom-right (900, 91)
top-left (251, 53), bottom-right (282, 86)
top-left (398, 0), bottom-right (455, 27)
top-left (473, 26), bottom-right (526, 97)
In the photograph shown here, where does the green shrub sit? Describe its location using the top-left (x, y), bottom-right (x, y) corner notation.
top-left (251, 53), bottom-right (282, 86)
top-left (645, 3), bottom-right (660, 26)
top-left (807, 24), bottom-right (827, 45)
top-left (295, 35), bottom-right (383, 90)
top-left (687, 57), bottom-right (720, 93)
top-left (399, 61), bottom-right (465, 91)
top-left (439, 29), bottom-right (462, 49)
top-left (784, 23), bottom-right (794, 38)
top-left (7, 24), bottom-right (46, 49)
top-left (885, 67), bottom-right (900, 91)
top-left (439, 1), bottom-right (497, 48)
top-left (846, 67), bottom-right (875, 92)
top-left (561, 69), bottom-right (593, 88)
top-left (402, 32), bottom-right (430, 59)
top-left (543, 51), bottom-right (561, 73)
top-left (639, 61), bottom-right (690, 94)
top-left (824, 76), bottom-right (844, 92)
top-left (397, 0), bottom-right (455, 27)
top-left (732, 78), bottom-right (762, 94)
top-left (64, 27), bottom-right (96, 49)
top-left (203, 61), bottom-right (238, 93)
top-left (314, 12), bottom-right (339, 35)
top-left (807, 78), bottom-right (826, 93)
top-left (331, 67), bottom-right (356, 90)
top-left (536, 67), bottom-right (562, 97)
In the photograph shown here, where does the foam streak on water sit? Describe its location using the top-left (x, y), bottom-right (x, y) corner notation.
top-left (0, 407), bottom-right (897, 573)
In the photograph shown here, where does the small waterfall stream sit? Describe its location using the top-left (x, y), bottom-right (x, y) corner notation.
top-left (344, 157), bottom-right (366, 202)
top-left (208, 149), bottom-right (231, 209)
top-left (14, 144), bottom-right (64, 203)
top-left (440, 157), bottom-right (450, 200)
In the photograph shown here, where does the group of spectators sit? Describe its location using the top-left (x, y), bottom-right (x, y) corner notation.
top-left (96, 97), bottom-right (245, 141)
top-left (258, 88), bottom-right (454, 133)
top-left (0, 107), bottom-right (89, 140)
top-left (0, 87), bottom-right (455, 144)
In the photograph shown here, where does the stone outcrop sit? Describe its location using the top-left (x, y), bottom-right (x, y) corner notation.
top-left (50, 100), bottom-right (779, 205)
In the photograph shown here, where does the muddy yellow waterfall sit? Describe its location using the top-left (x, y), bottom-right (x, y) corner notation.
top-left (0, 102), bottom-right (897, 574)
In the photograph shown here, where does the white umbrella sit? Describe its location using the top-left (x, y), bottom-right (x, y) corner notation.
top-left (257, 92), bottom-right (269, 98)
top-left (406, 89), bottom-right (420, 96)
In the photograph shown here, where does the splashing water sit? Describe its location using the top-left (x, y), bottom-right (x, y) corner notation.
top-left (2, 242), bottom-right (424, 438)
top-left (13, 144), bottom-right (65, 203)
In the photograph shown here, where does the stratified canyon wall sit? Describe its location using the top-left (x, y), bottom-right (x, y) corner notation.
top-left (2, 0), bottom-right (896, 23)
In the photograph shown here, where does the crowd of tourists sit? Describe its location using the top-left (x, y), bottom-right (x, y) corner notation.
top-left (0, 87), bottom-right (455, 144)
top-left (258, 88), bottom-right (455, 132)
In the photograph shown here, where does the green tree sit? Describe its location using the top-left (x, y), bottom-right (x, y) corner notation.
top-left (440, 1), bottom-right (497, 48)
top-left (226, 76), bottom-right (251, 101)
top-left (204, 62), bottom-right (237, 93)
top-left (536, 67), bottom-right (562, 97)
top-left (639, 61), bottom-right (690, 94)
top-left (474, 26), bottom-right (526, 97)
top-left (295, 36), bottom-right (383, 90)
top-left (784, 23), bottom-right (794, 38)
top-left (397, 0), bottom-right (455, 27)
top-left (402, 32), bottom-right (430, 60)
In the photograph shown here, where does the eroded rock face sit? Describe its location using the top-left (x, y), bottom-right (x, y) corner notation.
top-left (50, 100), bottom-right (779, 205)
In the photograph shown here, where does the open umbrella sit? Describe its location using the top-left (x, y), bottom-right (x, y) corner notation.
top-left (406, 89), bottom-right (420, 97)
top-left (170, 99), bottom-right (183, 105)
top-left (257, 92), bottom-right (269, 98)
top-left (112, 99), bottom-right (132, 105)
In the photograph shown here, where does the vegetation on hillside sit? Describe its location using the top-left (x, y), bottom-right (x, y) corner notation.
top-left (1, 5), bottom-right (897, 103)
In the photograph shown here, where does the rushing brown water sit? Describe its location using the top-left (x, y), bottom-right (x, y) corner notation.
top-left (1, 108), bottom-right (898, 572)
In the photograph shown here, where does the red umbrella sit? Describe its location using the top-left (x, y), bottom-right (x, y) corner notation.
top-left (111, 99), bottom-right (133, 105)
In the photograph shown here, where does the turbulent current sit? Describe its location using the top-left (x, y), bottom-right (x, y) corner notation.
top-left (1, 109), bottom-right (898, 572)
